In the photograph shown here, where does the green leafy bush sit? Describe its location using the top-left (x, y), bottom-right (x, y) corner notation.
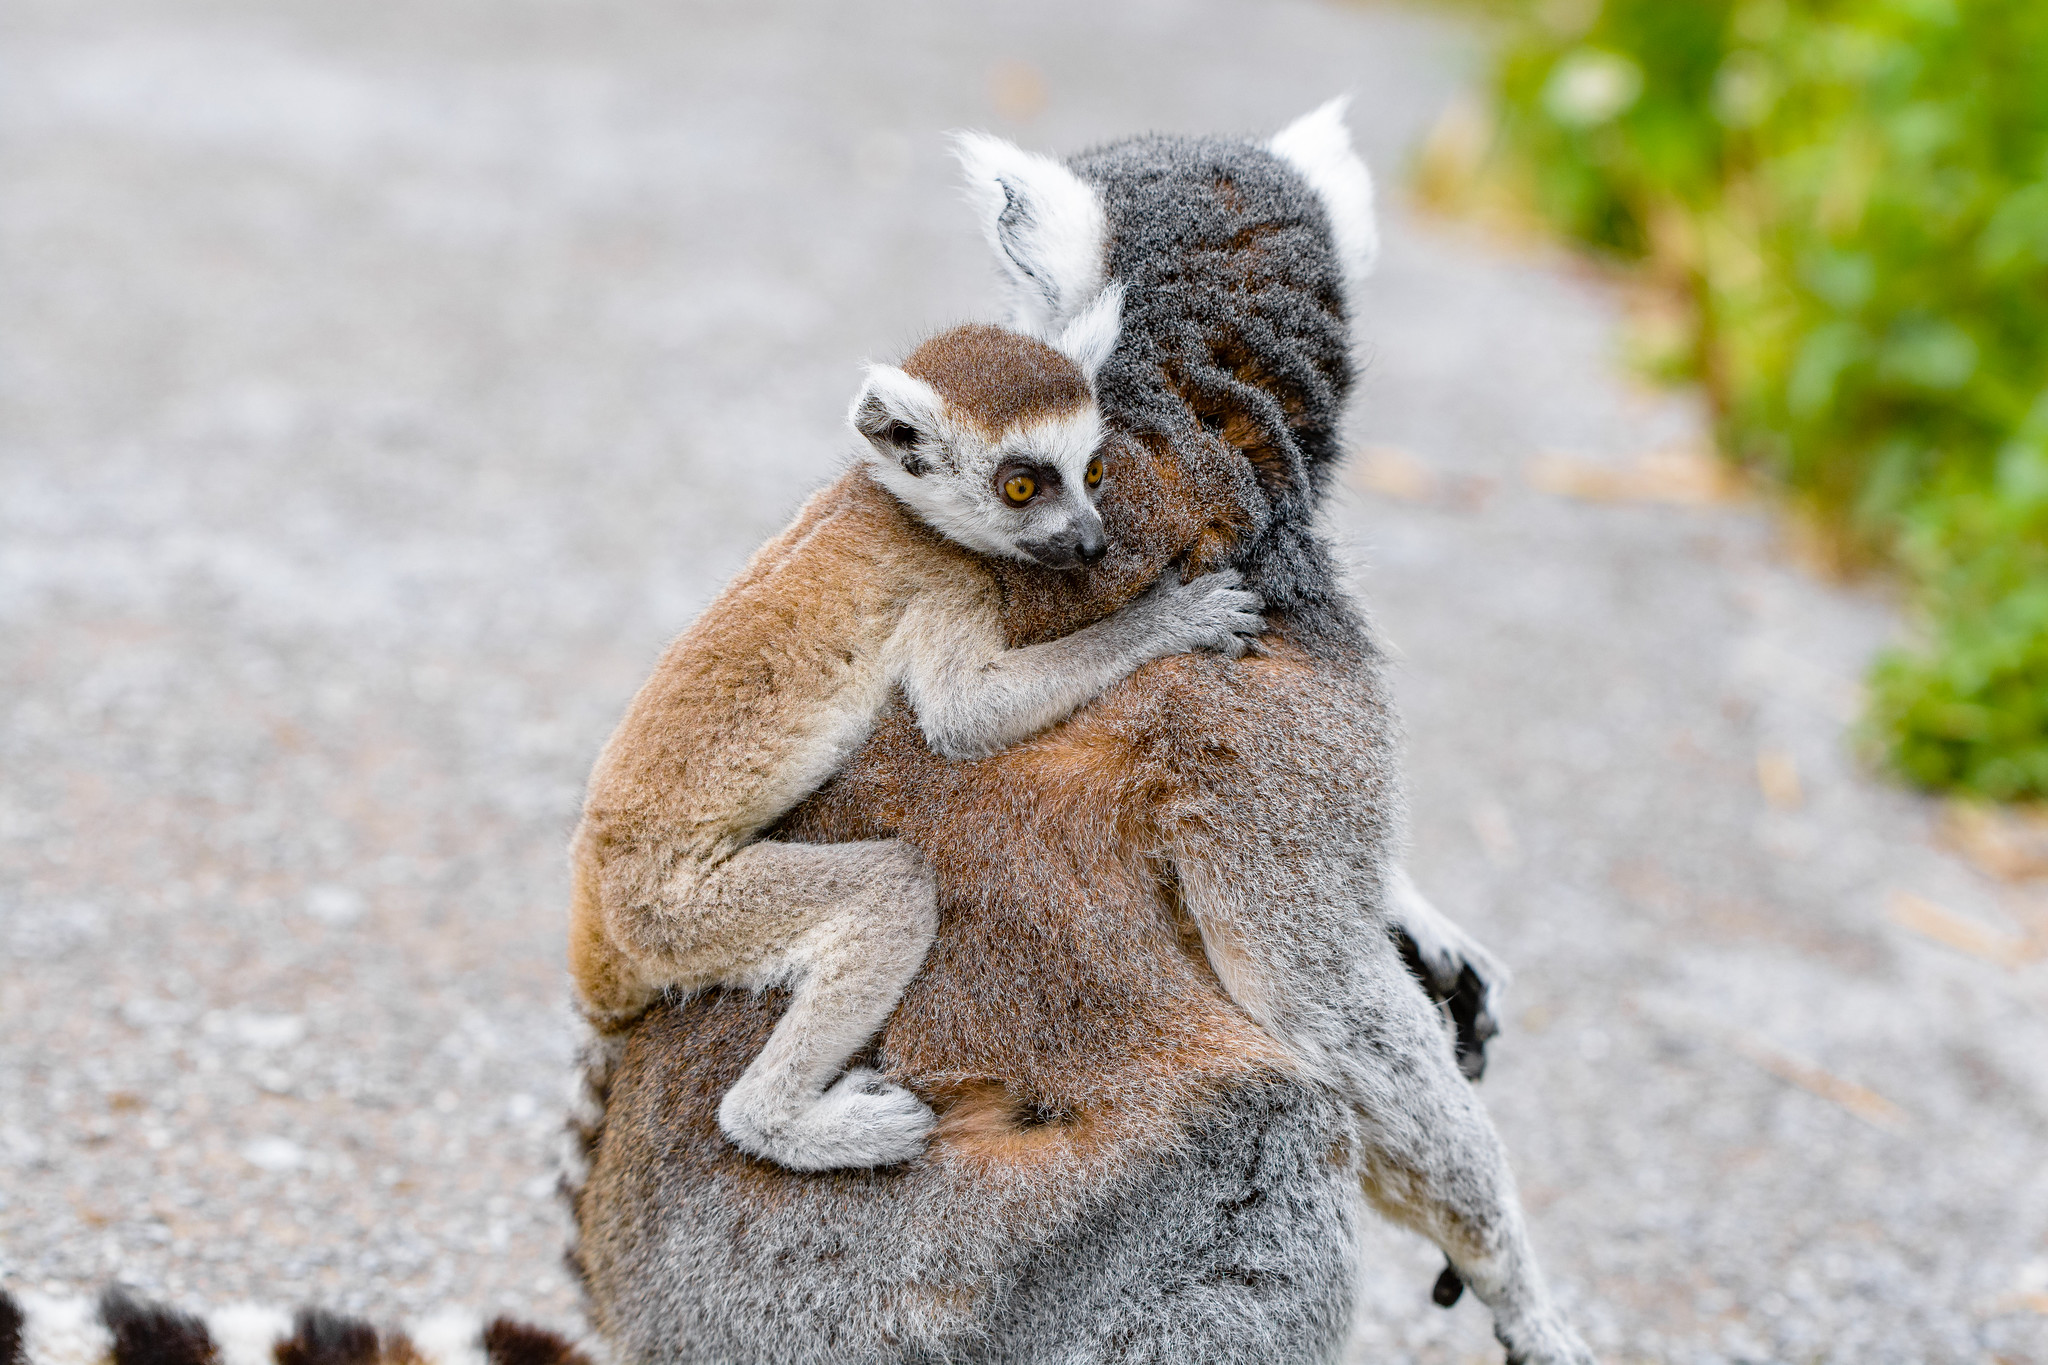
top-left (1473, 0), bottom-right (2048, 799)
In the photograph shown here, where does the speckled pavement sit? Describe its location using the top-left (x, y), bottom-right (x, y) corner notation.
top-left (3, 1), bottom-right (2045, 1360)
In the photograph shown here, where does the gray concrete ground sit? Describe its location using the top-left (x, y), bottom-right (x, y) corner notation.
top-left (3, 0), bottom-right (2045, 1360)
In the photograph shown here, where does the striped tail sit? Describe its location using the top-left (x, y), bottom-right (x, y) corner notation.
top-left (0, 1287), bottom-right (596, 1365)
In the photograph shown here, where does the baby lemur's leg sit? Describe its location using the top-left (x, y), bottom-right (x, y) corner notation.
top-left (609, 837), bottom-right (938, 1171)
top-left (1341, 944), bottom-right (1591, 1365)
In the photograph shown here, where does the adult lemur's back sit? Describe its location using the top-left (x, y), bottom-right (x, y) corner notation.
top-left (571, 107), bottom-right (1587, 1364)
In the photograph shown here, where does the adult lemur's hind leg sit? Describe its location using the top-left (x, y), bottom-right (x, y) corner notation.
top-left (1173, 841), bottom-right (1588, 1362)
top-left (592, 838), bottom-right (938, 1171)
top-left (1342, 942), bottom-right (1590, 1365)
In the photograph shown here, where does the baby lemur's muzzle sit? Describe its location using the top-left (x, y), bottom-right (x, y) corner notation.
top-left (1021, 506), bottom-right (1108, 568)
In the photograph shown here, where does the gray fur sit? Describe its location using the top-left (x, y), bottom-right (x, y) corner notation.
top-left (569, 115), bottom-right (1587, 1364)
top-left (966, 1086), bottom-right (1364, 1363)
top-left (578, 1003), bottom-right (1364, 1365)
top-left (1070, 131), bottom-right (1363, 658)
top-left (698, 838), bottom-right (943, 1171)
top-left (904, 568), bottom-right (1263, 761)
top-left (1064, 122), bottom-right (1587, 1364)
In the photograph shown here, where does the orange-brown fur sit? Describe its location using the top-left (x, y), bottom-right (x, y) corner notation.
top-left (567, 480), bottom-right (973, 1024)
top-left (569, 114), bottom-right (1587, 1364)
top-left (569, 322), bottom-right (1262, 1174)
top-left (901, 324), bottom-right (1090, 435)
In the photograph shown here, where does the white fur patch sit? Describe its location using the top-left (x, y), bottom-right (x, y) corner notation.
top-left (865, 459), bottom-right (1007, 562)
top-left (1049, 283), bottom-right (1124, 381)
top-left (1387, 868), bottom-right (1507, 986)
top-left (1004, 406), bottom-right (1102, 488)
top-left (848, 365), bottom-right (948, 453)
top-left (409, 1311), bottom-right (488, 1365)
top-left (17, 1293), bottom-right (112, 1365)
top-left (1267, 98), bottom-right (1379, 311)
top-left (951, 131), bottom-right (1107, 336)
top-left (209, 1305), bottom-right (291, 1365)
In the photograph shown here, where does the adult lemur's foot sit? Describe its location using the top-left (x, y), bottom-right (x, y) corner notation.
top-left (1497, 1309), bottom-right (1597, 1365)
top-left (1387, 868), bottom-right (1508, 1079)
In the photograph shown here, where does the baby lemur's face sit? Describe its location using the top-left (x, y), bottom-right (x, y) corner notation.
top-left (849, 320), bottom-right (1113, 568)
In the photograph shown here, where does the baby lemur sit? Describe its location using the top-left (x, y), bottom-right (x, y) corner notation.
top-left (569, 308), bottom-right (1263, 1172)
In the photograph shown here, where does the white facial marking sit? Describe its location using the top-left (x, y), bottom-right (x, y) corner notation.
top-left (848, 359), bottom-right (1106, 566)
top-left (1004, 405), bottom-right (1102, 489)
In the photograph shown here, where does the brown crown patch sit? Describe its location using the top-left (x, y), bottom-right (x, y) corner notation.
top-left (902, 324), bottom-right (1090, 435)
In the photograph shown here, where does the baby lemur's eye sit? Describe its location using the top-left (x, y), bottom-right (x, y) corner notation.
top-left (1085, 457), bottom-right (1104, 489)
top-left (1002, 473), bottom-right (1038, 506)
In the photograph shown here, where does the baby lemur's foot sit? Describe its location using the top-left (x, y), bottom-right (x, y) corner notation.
top-left (717, 1067), bottom-right (935, 1171)
top-left (1139, 568), bottom-right (1265, 659)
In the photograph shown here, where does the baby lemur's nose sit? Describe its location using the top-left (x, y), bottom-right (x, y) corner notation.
top-left (1077, 525), bottom-right (1107, 564)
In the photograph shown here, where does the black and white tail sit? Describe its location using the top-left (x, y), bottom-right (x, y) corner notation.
top-left (0, 1287), bottom-right (596, 1365)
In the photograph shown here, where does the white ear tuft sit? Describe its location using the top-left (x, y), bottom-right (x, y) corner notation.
top-left (952, 131), bottom-right (1108, 336)
top-left (1267, 97), bottom-right (1378, 305)
top-left (849, 364), bottom-right (947, 465)
top-left (849, 364), bottom-right (943, 428)
top-left (1050, 282), bottom-right (1124, 382)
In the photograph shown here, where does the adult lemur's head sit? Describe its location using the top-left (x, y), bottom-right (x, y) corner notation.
top-left (953, 100), bottom-right (1379, 653)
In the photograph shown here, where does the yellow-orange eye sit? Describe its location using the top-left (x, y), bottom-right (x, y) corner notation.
top-left (1085, 457), bottom-right (1104, 488)
top-left (1002, 473), bottom-right (1037, 505)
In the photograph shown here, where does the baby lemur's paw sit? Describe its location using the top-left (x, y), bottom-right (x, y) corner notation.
top-left (718, 1068), bottom-right (935, 1172)
top-left (1144, 568), bottom-right (1266, 659)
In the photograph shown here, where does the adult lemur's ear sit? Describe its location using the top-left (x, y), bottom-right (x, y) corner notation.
top-left (849, 364), bottom-right (948, 476)
top-left (1267, 97), bottom-right (1379, 312)
top-left (952, 131), bottom-right (1108, 337)
top-left (1049, 283), bottom-right (1124, 383)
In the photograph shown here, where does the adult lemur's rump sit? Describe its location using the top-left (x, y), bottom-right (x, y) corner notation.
top-left (569, 321), bottom-right (1262, 1172)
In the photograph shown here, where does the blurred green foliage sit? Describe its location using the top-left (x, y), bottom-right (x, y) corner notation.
top-left (1476, 0), bottom-right (2048, 798)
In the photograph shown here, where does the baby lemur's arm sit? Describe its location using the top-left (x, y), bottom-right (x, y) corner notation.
top-left (896, 570), bottom-right (1263, 761)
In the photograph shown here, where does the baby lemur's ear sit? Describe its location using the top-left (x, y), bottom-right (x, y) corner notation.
top-left (952, 131), bottom-right (1108, 338)
top-left (1048, 283), bottom-right (1123, 383)
top-left (849, 365), bottom-right (948, 476)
